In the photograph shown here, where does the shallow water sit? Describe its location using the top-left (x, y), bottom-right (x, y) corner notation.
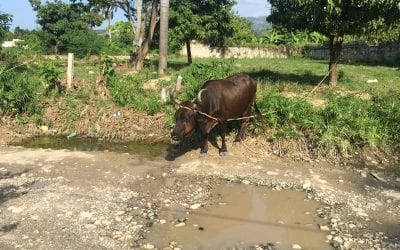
top-left (148, 183), bottom-right (332, 249)
top-left (12, 136), bottom-right (168, 159)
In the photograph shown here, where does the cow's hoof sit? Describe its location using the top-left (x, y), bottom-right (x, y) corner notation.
top-left (219, 151), bottom-right (228, 156)
top-left (199, 153), bottom-right (207, 158)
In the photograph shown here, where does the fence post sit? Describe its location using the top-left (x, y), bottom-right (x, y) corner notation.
top-left (67, 53), bottom-right (74, 90)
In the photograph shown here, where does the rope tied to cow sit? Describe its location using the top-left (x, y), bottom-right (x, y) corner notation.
top-left (177, 104), bottom-right (266, 122)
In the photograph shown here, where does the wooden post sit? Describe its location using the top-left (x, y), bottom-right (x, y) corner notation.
top-left (67, 53), bottom-right (74, 90)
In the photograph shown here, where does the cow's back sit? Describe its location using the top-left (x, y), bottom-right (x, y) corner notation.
top-left (198, 73), bottom-right (257, 119)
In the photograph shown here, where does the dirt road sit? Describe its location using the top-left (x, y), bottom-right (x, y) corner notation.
top-left (0, 139), bottom-right (399, 249)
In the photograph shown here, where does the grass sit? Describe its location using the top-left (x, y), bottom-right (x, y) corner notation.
top-left (2, 54), bottom-right (400, 158)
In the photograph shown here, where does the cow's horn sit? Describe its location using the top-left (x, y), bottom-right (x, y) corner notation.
top-left (169, 88), bottom-right (180, 106)
top-left (197, 89), bottom-right (207, 103)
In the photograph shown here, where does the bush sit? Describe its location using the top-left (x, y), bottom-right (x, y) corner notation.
top-left (0, 66), bottom-right (40, 116)
top-left (108, 73), bottom-right (160, 115)
top-left (257, 90), bottom-right (321, 138)
top-left (319, 95), bottom-right (385, 149)
top-left (59, 30), bottom-right (106, 58)
top-left (178, 59), bottom-right (235, 100)
top-left (38, 62), bottom-right (62, 94)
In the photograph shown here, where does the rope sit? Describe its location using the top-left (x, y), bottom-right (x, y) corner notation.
top-left (174, 68), bottom-right (333, 123)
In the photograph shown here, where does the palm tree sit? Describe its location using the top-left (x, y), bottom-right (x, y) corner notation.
top-left (158, 0), bottom-right (169, 75)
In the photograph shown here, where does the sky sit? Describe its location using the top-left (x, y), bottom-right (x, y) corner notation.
top-left (0, 0), bottom-right (269, 31)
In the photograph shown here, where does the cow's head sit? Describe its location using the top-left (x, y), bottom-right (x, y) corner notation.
top-left (171, 101), bottom-right (197, 141)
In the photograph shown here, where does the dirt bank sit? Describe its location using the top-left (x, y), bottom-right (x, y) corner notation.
top-left (0, 137), bottom-right (399, 249)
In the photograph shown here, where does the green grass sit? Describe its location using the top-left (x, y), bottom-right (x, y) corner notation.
top-left (2, 54), bottom-right (399, 157)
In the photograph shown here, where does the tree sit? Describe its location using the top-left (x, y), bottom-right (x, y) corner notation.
top-left (29, 0), bottom-right (103, 54)
top-left (89, 0), bottom-right (117, 41)
top-left (158, 0), bottom-right (169, 75)
top-left (169, 0), bottom-right (235, 64)
top-left (267, 0), bottom-right (400, 86)
top-left (0, 11), bottom-right (12, 45)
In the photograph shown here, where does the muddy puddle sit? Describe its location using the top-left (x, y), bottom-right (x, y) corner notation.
top-left (148, 183), bottom-right (332, 249)
top-left (12, 136), bottom-right (168, 159)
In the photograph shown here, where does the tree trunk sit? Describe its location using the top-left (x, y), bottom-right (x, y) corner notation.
top-left (186, 39), bottom-right (192, 65)
top-left (158, 0), bottom-right (169, 75)
top-left (135, 0), bottom-right (142, 46)
top-left (107, 10), bottom-right (112, 41)
top-left (135, 0), bottom-right (158, 71)
top-left (328, 35), bottom-right (343, 87)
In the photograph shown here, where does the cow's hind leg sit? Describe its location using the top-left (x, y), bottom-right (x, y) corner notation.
top-left (235, 117), bottom-right (250, 143)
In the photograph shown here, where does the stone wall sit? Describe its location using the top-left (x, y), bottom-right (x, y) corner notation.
top-left (179, 42), bottom-right (298, 59)
top-left (305, 41), bottom-right (400, 65)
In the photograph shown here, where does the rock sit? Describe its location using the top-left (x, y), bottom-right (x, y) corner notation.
top-left (319, 225), bottom-right (330, 231)
top-left (242, 180), bottom-right (251, 185)
top-left (175, 222), bottom-right (185, 227)
top-left (159, 219), bottom-right (167, 224)
top-left (302, 182), bottom-right (311, 190)
top-left (326, 235), bottom-right (333, 241)
top-left (267, 171), bottom-right (279, 176)
top-left (367, 79), bottom-right (378, 83)
top-left (190, 204), bottom-right (201, 210)
top-left (7, 206), bottom-right (25, 214)
top-left (292, 244), bottom-right (302, 249)
top-left (143, 243), bottom-right (155, 249)
top-left (40, 125), bottom-right (49, 132)
top-left (333, 236), bottom-right (343, 244)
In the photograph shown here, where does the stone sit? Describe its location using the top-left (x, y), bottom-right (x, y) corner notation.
top-left (242, 180), bottom-right (251, 185)
top-left (292, 244), bottom-right (302, 249)
top-left (143, 243), bottom-right (155, 249)
top-left (190, 204), bottom-right (201, 210)
top-left (319, 225), bottom-right (330, 231)
top-left (175, 222), bottom-right (185, 227)
top-left (333, 236), bottom-right (343, 244)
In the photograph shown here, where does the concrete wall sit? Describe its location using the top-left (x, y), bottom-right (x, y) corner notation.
top-left (179, 42), bottom-right (298, 59)
top-left (305, 41), bottom-right (400, 65)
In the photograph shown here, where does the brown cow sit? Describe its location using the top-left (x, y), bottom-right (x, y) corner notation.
top-left (171, 73), bottom-right (262, 156)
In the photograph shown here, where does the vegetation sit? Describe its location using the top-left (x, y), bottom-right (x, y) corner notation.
top-left (267, 0), bottom-right (400, 86)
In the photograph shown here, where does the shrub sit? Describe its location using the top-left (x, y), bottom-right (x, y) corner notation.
top-left (257, 90), bottom-right (321, 138)
top-left (319, 95), bottom-right (385, 149)
top-left (178, 59), bottom-right (235, 100)
top-left (38, 62), bottom-right (62, 95)
top-left (108, 73), bottom-right (160, 115)
top-left (0, 65), bottom-right (39, 116)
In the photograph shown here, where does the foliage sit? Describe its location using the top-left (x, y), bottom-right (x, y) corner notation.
top-left (0, 11), bottom-right (12, 44)
top-left (108, 73), bottom-right (160, 115)
top-left (0, 65), bottom-right (39, 116)
top-left (101, 21), bottom-right (133, 55)
top-left (177, 59), bottom-right (235, 100)
top-left (267, 0), bottom-right (400, 85)
top-left (228, 15), bottom-right (257, 46)
top-left (59, 29), bottom-right (106, 58)
top-left (29, 0), bottom-right (103, 54)
top-left (12, 28), bottom-right (46, 54)
top-left (100, 54), bottom-right (115, 79)
top-left (38, 62), bottom-right (62, 94)
top-left (169, 0), bottom-right (235, 52)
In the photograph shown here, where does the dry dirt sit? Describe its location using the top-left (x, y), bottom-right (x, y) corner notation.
top-left (0, 134), bottom-right (399, 249)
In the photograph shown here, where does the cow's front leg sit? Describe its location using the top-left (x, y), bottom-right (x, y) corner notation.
top-left (199, 132), bottom-right (209, 157)
top-left (219, 122), bottom-right (228, 156)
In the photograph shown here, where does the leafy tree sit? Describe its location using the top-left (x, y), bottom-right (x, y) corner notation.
top-left (267, 0), bottom-right (400, 86)
top-left (0, 11), bottom-right (12, 45)
top-left (29, 0), bottom-right (103, 54)
top-left (228, 15), bottom-right (257, 46)
top-left (169, 0), bottom-right (235, 64)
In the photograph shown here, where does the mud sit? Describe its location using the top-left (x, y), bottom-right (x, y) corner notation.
top-left (0, 137), bottom-right (399, 249)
